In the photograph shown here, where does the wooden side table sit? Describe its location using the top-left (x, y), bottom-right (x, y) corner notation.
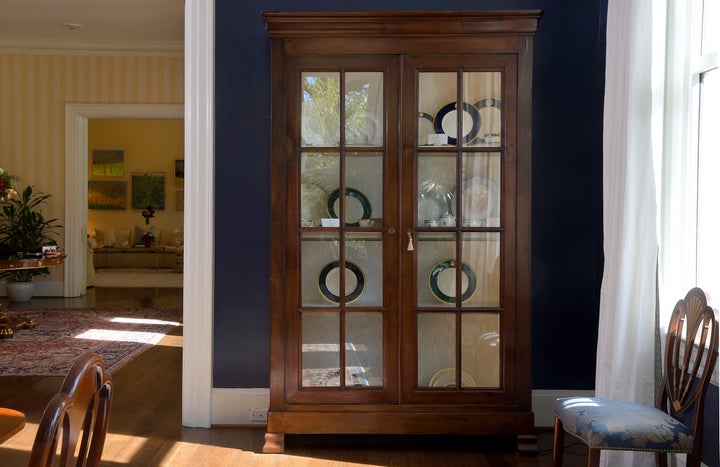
top-left (0, 255), bottom-right (65, 338)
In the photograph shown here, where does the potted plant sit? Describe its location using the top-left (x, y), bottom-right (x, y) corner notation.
top-left (0, 185), bottom-right (62, 301)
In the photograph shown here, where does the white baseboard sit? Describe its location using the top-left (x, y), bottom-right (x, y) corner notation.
top-left (210, 388), bottom-right (595, 428)
top-left (212, 388), bottom-right (270, 426)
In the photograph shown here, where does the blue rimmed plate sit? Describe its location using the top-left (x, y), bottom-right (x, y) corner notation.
top-left (428, 259), bottom-right (477, 304)
top-left (326, 187), bottom-right (372, 227)
top-left (318, 260), bottom-right (365, 304)
top-left (434, 102), bottom-right (481, 145)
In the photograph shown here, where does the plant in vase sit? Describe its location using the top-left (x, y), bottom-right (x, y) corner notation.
top-left (140, 205), bottom-right (156, 247)
top-left (0, 185), bottom-right (62, 301)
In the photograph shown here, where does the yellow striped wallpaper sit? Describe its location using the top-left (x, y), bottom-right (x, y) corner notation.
top-left (0, 51), bottom-right (184, 228)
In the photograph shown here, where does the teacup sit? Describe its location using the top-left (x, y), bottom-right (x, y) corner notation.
top-left (439, 214), bottom-right (456, 227)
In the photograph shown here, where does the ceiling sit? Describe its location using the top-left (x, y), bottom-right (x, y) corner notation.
top-left (0, 0), bottom-right (184, 53)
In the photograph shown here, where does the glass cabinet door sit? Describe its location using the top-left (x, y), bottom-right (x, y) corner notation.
top-left (403, 56), bottom-right (517, 402)
top-left (287, 58), bottom-right (399, 403)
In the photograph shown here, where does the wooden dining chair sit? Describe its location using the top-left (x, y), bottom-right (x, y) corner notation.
top-left (552, 287), bottom-right (718, 467)
top-left (28, 352), bottom-right (113, 467)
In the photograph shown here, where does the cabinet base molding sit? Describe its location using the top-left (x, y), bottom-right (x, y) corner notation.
top-left (264, 410), bottom-right (535, 453)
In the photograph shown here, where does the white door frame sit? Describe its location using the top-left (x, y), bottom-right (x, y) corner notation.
top-left (63, 0), bottom-right (215, 428)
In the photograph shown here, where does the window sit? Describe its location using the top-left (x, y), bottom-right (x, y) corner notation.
top-left (659, 0), bottom-right (719, 319)
top-left (695, 0), bottom-right (719, 307)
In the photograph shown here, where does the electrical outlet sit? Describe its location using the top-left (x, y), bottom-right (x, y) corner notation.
top-left (250, 408), bottom-right (268, 423)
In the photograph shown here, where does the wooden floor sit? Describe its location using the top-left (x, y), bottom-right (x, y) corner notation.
top-left (0, 287), bottom-right (588, 466)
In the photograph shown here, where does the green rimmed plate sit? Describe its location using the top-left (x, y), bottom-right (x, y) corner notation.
top-left (428, 259), bottom-right (477, 304)
top-left (326, 187), bottom-right (372, 227)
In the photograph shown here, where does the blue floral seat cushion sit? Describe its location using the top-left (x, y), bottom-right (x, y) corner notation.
top-left (555, 397), bottom-right (693, 452)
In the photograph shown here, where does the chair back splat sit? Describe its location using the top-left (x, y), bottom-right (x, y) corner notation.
top-left (660, 287), bottom-right (718, 458)
top-left (552, 287), bottom-right (718, 467)
top-left (29, 352), bottom-right (114, 467)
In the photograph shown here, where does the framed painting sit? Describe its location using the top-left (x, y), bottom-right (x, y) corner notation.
top-left (175, 159), bottom-right (185, 187)
top-left (88, 181), bottom-right (127, 210)
top-left (92, 150), bottom-right (124, 176)
top-left (131, 172), bottom-right (165, 210)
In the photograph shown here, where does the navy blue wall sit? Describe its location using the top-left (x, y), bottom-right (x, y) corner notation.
top-left (213, 0), bottom-right (608, 389)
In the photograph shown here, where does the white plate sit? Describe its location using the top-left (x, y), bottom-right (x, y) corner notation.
top-left (462, 177), bottom-right (499, 224)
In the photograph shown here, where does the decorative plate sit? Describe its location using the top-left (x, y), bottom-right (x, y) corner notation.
top-left (429, 367), bottom-right (478, 388)
top-left (417, 190), bottom-right (444, 225)
top-left (433, 102), bottom-right (481, 145)
top-left (428, 259), bottom-right (477, 304)
top-left (318, 260), bottom-right (365, 304)
top-left (326, 188), bottom-right (372, 227)
top-left (461, 177), bottom-right (499, 225)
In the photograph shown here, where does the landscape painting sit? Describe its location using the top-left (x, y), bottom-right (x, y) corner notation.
top-left (88, 181), bottom-right (127, 210)
top-left (92, 149), bottom-right (124, 176)
top-left (131, 172), bottom-right (165, 210)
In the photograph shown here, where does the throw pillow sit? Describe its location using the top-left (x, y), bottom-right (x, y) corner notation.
top-left (95, 227), bottom-right (116, 247)
top-left (115, 229), bottom-right (130, 247)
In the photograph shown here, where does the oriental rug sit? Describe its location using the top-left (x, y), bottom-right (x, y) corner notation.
top-left (0, 307), bottom-right (182, 376)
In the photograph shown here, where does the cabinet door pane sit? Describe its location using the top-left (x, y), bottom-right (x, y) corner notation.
top-left (345, 232), bottom-right (382, 307)
top-left (462, 72), bottom-right (502, 147)
top-left (301, 232), bottom-right (340, 307)
top-left (461, 313), bottom-right (500, 388)
top-left (301, 72), bottom-right (340, 147)
top-left (341, 152), bottom-right (383, 226)
top-left (417, 312), bottom-right (455, 388)
top-left (417, 153), bottom-right (456, 227)
top-left (345, 72), bottom-right (383, 147)
top-left (419, 72), bottom-right (473, 146)
top-left (346, 312), bottom-right (383, 387)
top-left (417, 232), bottom-right (458, 307)
top-left (302, 312), bottom-right (340, 387)
top-left (461, 232), bottom-right (500, 307)
top-left (461, 153), bottom-right (501, 227)
top-left (300, 152), bottom-right (339, 227)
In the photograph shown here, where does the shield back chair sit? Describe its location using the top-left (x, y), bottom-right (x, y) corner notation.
top-left (29, 352), bottom-right (114, 467)
top-left (552, 287), bottom-right (718, 467)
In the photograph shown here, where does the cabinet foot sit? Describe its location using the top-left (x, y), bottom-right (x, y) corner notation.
top-left (263, 432), bottom-right (285, 453)
top-left (517, 433), bottom-right (539, 455)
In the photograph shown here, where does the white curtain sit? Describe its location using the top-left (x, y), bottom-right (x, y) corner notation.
top-left (596, 0), bottom-right (664, 465)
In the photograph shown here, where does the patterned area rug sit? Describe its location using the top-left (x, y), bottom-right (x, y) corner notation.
top-left (0, 308), bottom-right (182, 376)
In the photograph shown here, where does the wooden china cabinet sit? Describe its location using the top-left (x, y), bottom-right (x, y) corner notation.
top-left (263, 11), bottom-right (542, 453)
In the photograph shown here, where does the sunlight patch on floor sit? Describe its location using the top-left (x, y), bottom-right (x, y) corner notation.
top-left (74, 329), bottom-right (166, 344)
top-left (110, 317), bottom-right (181, 326)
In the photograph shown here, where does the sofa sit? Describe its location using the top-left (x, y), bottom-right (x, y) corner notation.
top-left (90, 226), bottom-right (183, 271)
